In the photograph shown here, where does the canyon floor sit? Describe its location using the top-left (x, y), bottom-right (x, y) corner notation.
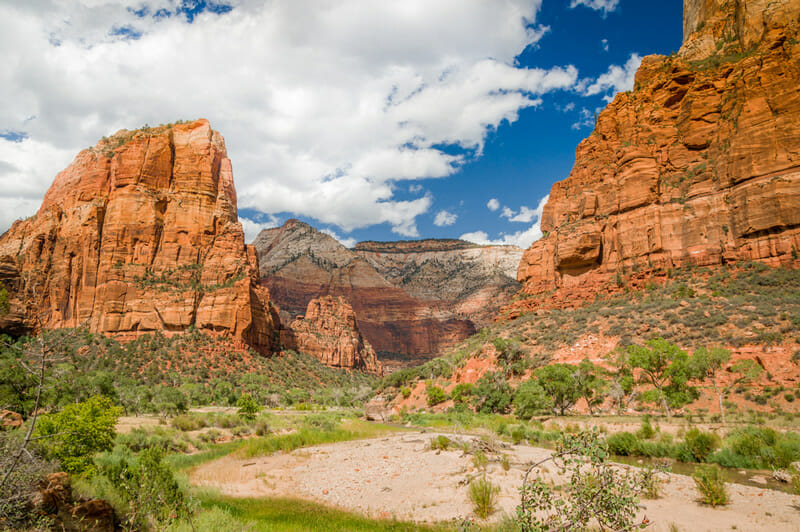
top-left (189, 430), bottom-right (800, 532)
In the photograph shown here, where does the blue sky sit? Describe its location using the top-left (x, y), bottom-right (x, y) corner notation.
top-left (0, 0), bottom-right (683, 248)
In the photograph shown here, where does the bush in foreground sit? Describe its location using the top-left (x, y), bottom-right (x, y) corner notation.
top-left (693, 464), bottom-right (729, 506)
top-left (469, 476), bottom-right (499, 519)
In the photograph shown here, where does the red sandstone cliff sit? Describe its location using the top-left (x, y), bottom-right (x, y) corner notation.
top-left (513, 0), bottom-right (800, 311)
top-left (282, 295), bottom-right (382, 374)
top-left (0, 119), bottom-right (279, 352)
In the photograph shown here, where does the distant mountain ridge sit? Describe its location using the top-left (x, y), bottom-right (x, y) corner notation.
top-left (253, 219), bottom-right (522, 370)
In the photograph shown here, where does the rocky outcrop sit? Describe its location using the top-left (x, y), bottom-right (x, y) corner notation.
top-left (0, 120), bottom-right (279, 352)
top-left (254, 220), bottom-right (522, 367)
top-left (513, 0), bottom-right (800, 311)
top-left (282, 295), bottom-right (382, 374)
top-left (31, 472), bottom-right (116, 532)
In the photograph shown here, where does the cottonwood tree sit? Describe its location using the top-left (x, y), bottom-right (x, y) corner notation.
top-left (535, 364), bottom-right (581, 415)
top-left (573, 358), bottom-right (607, 416)
top-left (691, 347), bottom-right (762, 424)
top-left (627, 338), bottom-right (697, 420)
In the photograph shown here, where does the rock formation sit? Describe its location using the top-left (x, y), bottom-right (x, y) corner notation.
top-left (514, 0), bottom-right (800, 310)
top-left (282, 295), bottom-right (382, 374)
top-left (0, 120), bottom-right (279, 352)
top-left (254, 220), bottom-right (522, 368)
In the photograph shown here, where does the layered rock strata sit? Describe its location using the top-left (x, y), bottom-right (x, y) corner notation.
top-left (514, 0), bottom-right (800, 310)
top-left (254, 220), bottom-right (522, 365)
top-left (0, 120), bottom-right (279, 352)
top-left (281, 295), bottom-right (382, 374)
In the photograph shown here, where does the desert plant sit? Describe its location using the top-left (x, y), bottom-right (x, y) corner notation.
top-left (472, 450), bottom-right (489, 471)
top-left (692, 347), bottom-right (761, 423)
top-left (693, 464), bottom-right (728, 506)
top-left (236, 393), bottom-right (261, 421)
top-left (517, 429), bottom-right (657, 531)
top-left (683, 428), bottom-right (720, 462)
top-left (513, 380), bottom-right (553, 419)
top-left (426, 385), bottom-right (447, 406)
top-left (500, 454), bottom-right (511, 471)
top-left (469, 476), bottom-right (499, 519)
top-left (430, 435), bottom-right (452, 451)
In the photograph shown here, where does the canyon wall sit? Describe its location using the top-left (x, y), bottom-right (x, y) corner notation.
top-left (513, 0), bottom-right (800, 311)
top-left (0, 119), bottom-right (279, 352)
top-left (254, 220), bottom-right (521, 368)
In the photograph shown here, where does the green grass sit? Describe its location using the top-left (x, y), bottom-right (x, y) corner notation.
top-left (189, 494), bottom-right (456, 531)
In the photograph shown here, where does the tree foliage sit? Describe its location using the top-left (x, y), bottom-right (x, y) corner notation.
top-left (535, 364), bottom-right (581, 415)
top-left (691, 346), bottom-right (762, 423)
top-left (471, 372), bottom-right (513, 414)
top-left (0, 282), bottom-right (8, 315)
top-left (517, 428), bottom-right (658, 531)
top-left (627, 338), bottom-right (697, 419)
top-left (36, 395), bottom-right (121, 473)
top-left (513, 380), bottom-right (553, 419)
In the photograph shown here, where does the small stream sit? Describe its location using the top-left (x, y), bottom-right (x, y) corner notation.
top-left (613, 455), bottom-right (795, 494)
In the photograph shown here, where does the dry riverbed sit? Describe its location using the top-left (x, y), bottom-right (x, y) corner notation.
top-left (189, 431), bottom-right (800, 531)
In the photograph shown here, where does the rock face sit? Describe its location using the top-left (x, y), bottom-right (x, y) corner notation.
top-left (0, 120), bottom-right (279, 352)
top-left (282, 295), bottom-right (382, 374)
top-left (254, 220), bottom-right (522, 368)
top-left (514, 0), bottom-right (800, 309)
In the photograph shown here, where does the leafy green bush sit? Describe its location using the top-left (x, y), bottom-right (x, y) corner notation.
top-left (97, 447), bottom-right (189, 530)
top-left (693, 465), bottom-right (728, 506)
top-left (430, 435), bottom-right (451, 451)
top-left (683, 429), bottom-right (720, 462)
top-left (449, 383), bottom-right (474, 403)
top-left (471, 373), bottom-right (513, 414)
top-left (36, 395), bottom-right (121, 473)
top-left (170, 414), bottom-right (199, 432)
top-left (426, 385), bottom-right (447, 406)
top-left (469, 476), bottom-right (499, 519)
top-left (606, 432), bottom-right (640, 456)
top-left (236, 393), bottom-right (261, 421)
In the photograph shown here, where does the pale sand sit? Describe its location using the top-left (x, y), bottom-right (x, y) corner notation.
top-left (189, 431), bottom-right (800, 531)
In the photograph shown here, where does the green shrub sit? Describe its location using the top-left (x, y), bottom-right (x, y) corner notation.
top-left (636, 416), bottom-right (656, 440)
top-left (472, 450), bottom-right (489, 471)
top-left (471, 373), bottom-right (513, 414)
top-left (426, 385), bottom-right (447, 406)
top-left (693, 465), bottom-right (729, 506)
top-left (469, 476), bottom-right (499, 519)
top-left (36, 395), bottom-right (121, 474)
top-left (400, 386), bottom-right (412, 399)
top-left (170, 414), bottom-right (199, 432)
top-left (236, 393), bottom-right (261, 421)
top-left (510, 425), bottom-right (527, 445)
top-left (98, 447), bottom-right (189, 530)
top-left (430, 435), bottom-right (451, 451)
top-left (450, 383), bottom-right (474, 403)
top-left (606, 432), bottom-right (639, 456)
top-left (684, 429), bottom-right (720, 462)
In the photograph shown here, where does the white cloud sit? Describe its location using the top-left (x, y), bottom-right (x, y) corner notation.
top-left (433, 210), bottom-right (457, 227)
top-left (502, 205), bottom-right (540, 223)
top-left (487, 198), bottom-right (500, 211)
top-left (584, 53), bottom-right (642, 102)
top-left (569, 0), bottom-right (620, 15)
top-left (461, 195), bottom-right (548, 249)
top-left (320, 228), bottom-right (357, 248)
top-left (601, 38), bottom-right (609, 52)
top-left (0, 0), bottom-right (579, 237)
top-left (239, 215), bottom-right (281, 243)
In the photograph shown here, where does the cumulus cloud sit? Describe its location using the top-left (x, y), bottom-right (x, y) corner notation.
top-left (433, 210), bottom-right (457, 227)
top-left (462, 195), bottom-right (549, 249)
top-left (0, 0), bottom-right (579, 237)
top-left (487, 198), bottom-right (500, 211)
top-left (320, 228), bottom-right (357, 248)
top-left (601, 38), bottom-right (609, 52)
top-left (502, 205), bottom-right (540, 223)
top-left (584, 53), bottom-right (642, 102)
top-left (569, 0), bottom-right (620, 15)
top-left (239, 215), bottom-right (281, 243)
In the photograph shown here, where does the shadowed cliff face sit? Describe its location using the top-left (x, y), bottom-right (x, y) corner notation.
top-left (509, 0), bottom-right (800, 315)
top-left (254, 220), bottom-right (522, 368)
top-left (0, 119), bottom-right (279, 352)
